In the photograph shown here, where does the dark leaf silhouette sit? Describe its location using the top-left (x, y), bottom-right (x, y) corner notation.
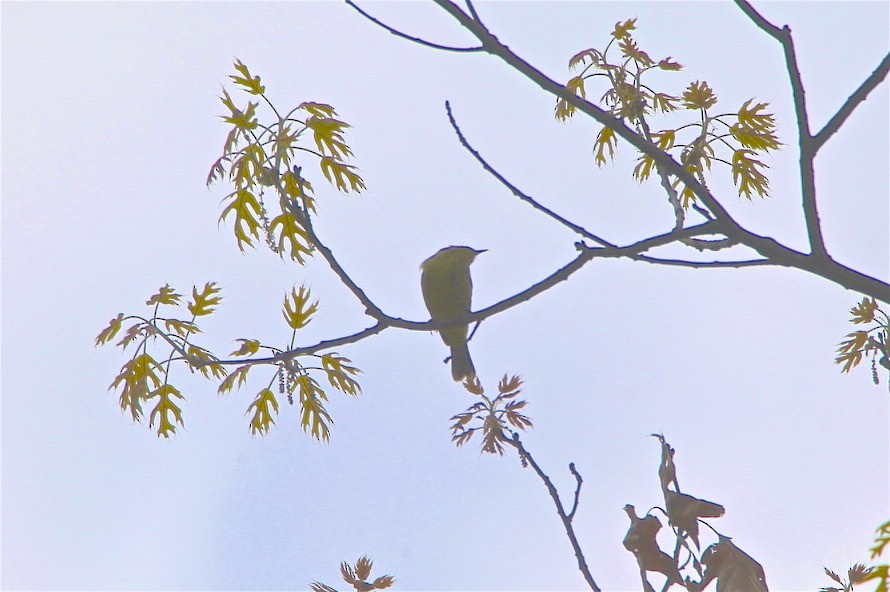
top-left (623, 504), bottom-right (682, 585)
top-left (688, 536), bottom-right (768, 592)
top-left (665, 490), bottom-right (725, 549)
top-left (652, 433), bottom-right (679, 493)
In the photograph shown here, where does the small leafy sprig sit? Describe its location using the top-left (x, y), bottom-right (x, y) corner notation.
top-left (206, 59), bottom-right (365, 263)
top-left (835, 297), bottom-right (890, 385)
top-left (450, 375), bottom-right (532, 455)
top-left (95, 283), bottom-right (225, 438)
top-left (819, 564), bottom-right (877, 592)
top-left (310, 555), bottom-right (395, 592)
top-left (97, 283), bottom-right (362, 439)
top-left (555, 18), bottom-right (780, 204)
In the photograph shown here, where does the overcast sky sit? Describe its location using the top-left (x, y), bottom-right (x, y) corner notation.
top-left (2, 2), bottom-right (888, 591)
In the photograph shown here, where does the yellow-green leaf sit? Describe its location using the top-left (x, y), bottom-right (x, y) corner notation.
top-left (95, 313), bottom-right (125, 346)
top-left (147, 384), bottom-right (185, 439)
top-left (246, 388), bottom-right (279, 436)
top-left (164, 318), bottom-right (200, 338)
top-left (269, 212), bottom-right (313, 263)
top-left (146, 284), bottom-right (182, 307)
top-left (320, 157), bottom-right (365, 193)
top-left (321, 353), bottom-right (362, 396)
top-left (188, 282), bottom-right (222, 317)
top-left (231, 339), bottom-right (261, 357)
top-left (594, 125), bottom-right (617, 167)
top-left (219, 188), bottom-right (263, 250)
top-left (682, 81), bottom-right (718, 110)
top-left (731, 148), bottom-right (770, 199)
top-left (283, 285), bottom-right (318, 330)
top-left (229, 58), bottom-right (265, 95)
top-left (297, 374), bottom-right (331, 441)
top-left (219, 364), bottom-right (251, 394)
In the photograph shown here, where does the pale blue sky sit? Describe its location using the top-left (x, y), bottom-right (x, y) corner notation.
top-left (2, 2), bottom-right (888, 591)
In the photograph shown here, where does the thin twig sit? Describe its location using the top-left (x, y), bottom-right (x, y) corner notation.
top-left (567, 462), bottom-right (583, 521)
top-left (733, 0), bottom-right (826, 257)
top-left (814, 52), bottom-right (890, 149)
top-left (445, 101), bottom-right (616, 248)
top-left (509, 433), bottom-right (601, 592)
top-left (344, 0), bottom-right (483, 53)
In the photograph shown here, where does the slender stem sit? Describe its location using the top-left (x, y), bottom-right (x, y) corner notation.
top-left (733, 0), bottom-right (826, 258)
top-left (344, 0), bottom-right (483, 53)
top-left (509, 433), bottom-right (600, 592)
top-left (814, 53), bottom-right (890, 149)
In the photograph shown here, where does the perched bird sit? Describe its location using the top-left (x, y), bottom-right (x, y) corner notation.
top-left (420, 246), bottom-right (485, 381)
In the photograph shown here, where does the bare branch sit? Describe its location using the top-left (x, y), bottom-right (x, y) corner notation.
top-left (567, 462), bottom-right (583, 521)
top-left (344, 0), bottom-right (484, 53)
top-left (509, 433), bottom-right (600, 592)
top-left (445, 100), bottom-right (616, 248)
top-left (733, 0), bottom-right (827, 257)
top-left (814, 52), bottom-right (890, 148)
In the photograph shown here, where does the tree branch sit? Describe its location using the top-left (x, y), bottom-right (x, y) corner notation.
top-left (814, 52), bottom-right (890, 149)
top-left (733, 0), bottom-right (827, 258)
top-left (344, 0), bottom-right (484, 53)
top-left (430, 0), bottom-right (888, 301)
top-left (509, 433), bottom-right (600, 592)
top-left (430, 0), bottom-right (745, 235)
top-left (445, 100), bottom-right (616, 248)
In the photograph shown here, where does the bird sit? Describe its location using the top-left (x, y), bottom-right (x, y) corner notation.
top-left (420, 246), bottom-right (486, 381)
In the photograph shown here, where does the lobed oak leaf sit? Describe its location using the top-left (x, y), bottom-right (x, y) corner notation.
top-left (320, 157), bottom-right (365, 194)
top-left (354, 556), bottom-right (373, 581)
top-left (164, 318), bottom-right (200, 338)
top-left (682, 81), bottom-right (718, 110)
top-left (231, 338), bottom-right (261, 357)
top-left (322, 354), bottom-right (362, 396)
top-left (297, 374), bottom-right (332, 441)
top-left (299, 102), bottom-right (338, 118)
top-left (568, 48), bottom-right (601, 70)
top-left (229, 59), bottom-right (265, 95)
top-left (147, 384), bottom-right (185, 439)
top-left (731, 148), bottom-right (770, 199)
top-left (619, 38), bottom-right (653, 66)
top-left (850, 297), bottom-right (879, 325)
top-left (612, 18), bottom-right (638, 40)
top-left (147, 284), bottom-right (182, 307)
top-left (658, 57), bottom-right (683, 71)
top-left (594, 126), bottom-right (617, 167)
top-left (283, 285), bottom-right (318, 330)
top-left (498, 374), bottom-right (522, 394)
top-left (188, 282), bottom-right (222, 317)
top-left (219, 364), bottom-right (251, 394)
top-left (246, 388), bottom-right (279, 436)
top-left (95, 313), bottom-right (125, 346)
top-left (835, 331), bottom-right (868, 372)
top-left (269, 212), bottom-right (313, 263)
top-left (219, 188), bottom-right (263, 250)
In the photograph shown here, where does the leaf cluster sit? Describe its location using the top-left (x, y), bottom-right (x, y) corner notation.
top-left (95, 283), bottom-right (225, 438)
top-left (556, 18), bottom-right (780, 203)
top-left (310, 555), bottom-right (395, 592)
top-left (97, 283), bottom-right (362, 439)
top-left (450, 375), bottom-right (532, 455)
top-left (207, 59), bottom-right (365, 263)
top-left (622, 435), bottom-right (767, 591)
top-left (835, 297), bottom-right (890, 385)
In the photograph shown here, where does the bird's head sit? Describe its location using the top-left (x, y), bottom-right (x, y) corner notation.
top-left (421, 246), bottom-right (486, 270)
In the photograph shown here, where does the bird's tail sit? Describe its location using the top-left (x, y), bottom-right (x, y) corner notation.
top-left (450, 343), bottom-right (476, 382)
